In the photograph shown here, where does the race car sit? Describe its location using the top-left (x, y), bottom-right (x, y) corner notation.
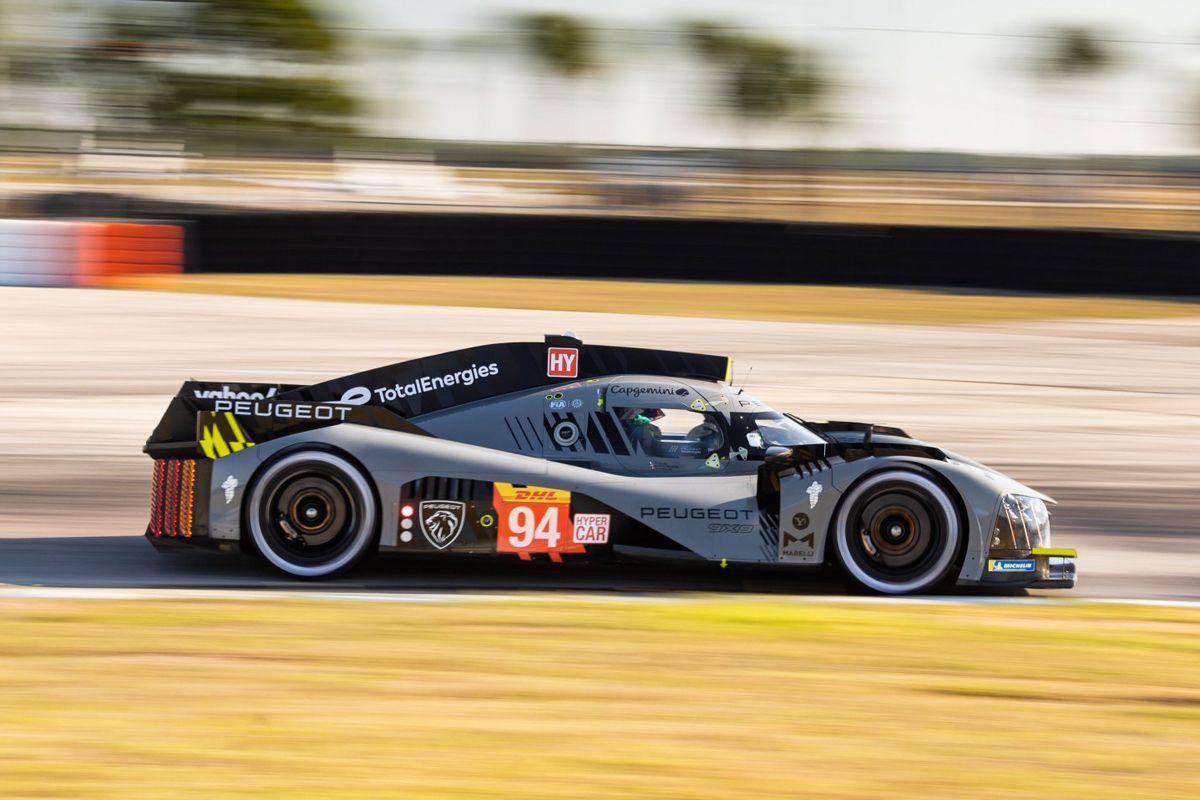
top-left (143, 335), bottom-right (1076, 594)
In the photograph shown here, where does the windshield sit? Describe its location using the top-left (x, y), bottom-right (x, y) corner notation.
top-left (735, 412), bottom-right (825, 449)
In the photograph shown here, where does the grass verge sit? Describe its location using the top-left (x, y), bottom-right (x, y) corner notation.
top-left (102, 274), bottom-right (1199, 325)
top-left (0, 595), bottom-right (1196, 799)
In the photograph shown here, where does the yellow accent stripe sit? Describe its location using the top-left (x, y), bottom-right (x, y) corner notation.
top-left (724, 358), bottom-right (732, 384)
top-left (224, 412), bottom-right (248, 452)
top-left (199, 423), bottom-right (230, 458)
top-left (198, 413), bottom-right (256, 460)
top-left (1032, 548), bottom-right (1077, 557)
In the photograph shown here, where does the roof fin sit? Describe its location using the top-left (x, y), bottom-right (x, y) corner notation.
top-left (544, 331), bottom-right (582, 345)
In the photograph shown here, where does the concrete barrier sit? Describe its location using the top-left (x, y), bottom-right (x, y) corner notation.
top-left (14, 193), bottom-right (1200, 295)
top-left (0, 220), bottom-right (183, 287)
top-left (0, 219), bottom-right (81, 287)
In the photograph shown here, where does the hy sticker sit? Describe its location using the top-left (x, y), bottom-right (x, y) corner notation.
top-left (547, 347), bottom-right (579, 379)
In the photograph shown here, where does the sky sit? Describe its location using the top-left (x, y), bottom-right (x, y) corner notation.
top-left (342, 0), bottom-right (1200, 154)
top-left (6, 0), bottom-right (1200, 154)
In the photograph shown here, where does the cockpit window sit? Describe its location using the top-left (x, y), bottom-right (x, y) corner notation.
top-left (618, 407), bottom-right (726, 459)
top-left (732, 412), bottom-right (825, 452)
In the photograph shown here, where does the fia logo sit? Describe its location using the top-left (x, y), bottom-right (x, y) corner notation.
top-left (547, 347), bottom-right (579, 378)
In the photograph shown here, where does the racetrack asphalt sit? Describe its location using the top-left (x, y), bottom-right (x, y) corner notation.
top-left (0, 287), bottom-right (1197, 599)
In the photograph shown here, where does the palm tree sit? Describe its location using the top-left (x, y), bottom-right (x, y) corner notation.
top-left (1026, 25), bottom-right (1119, 155)
top-left (514, 13), bottom-right (595, 78)
top-left (512, 12), bottom-right (597, 141)
top-left (1035, 25), bottom-right (1116, 80)
top-left (80, 0), bottom-right (360, 146)
top-left (685, 22), bottom-right (831, 144)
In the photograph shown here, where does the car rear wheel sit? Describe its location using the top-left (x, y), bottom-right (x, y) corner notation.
top-left (832, 470), bottom-right (961, 595)
top-left (247, 451), bottom-right (377, 579)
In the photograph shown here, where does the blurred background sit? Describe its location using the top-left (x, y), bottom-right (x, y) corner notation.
top-left (3, 0), bottom-right (1200, 234)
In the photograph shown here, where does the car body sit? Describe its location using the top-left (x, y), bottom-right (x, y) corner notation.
top-left (143, 335), bottom-right (1076, 593)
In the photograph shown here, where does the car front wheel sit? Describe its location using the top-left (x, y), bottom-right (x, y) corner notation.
top-left (832, 469), bottom-right (961, 595)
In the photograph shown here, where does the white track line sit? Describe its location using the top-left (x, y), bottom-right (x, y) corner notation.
top-left (0, 586), bottom-right (1197, 608)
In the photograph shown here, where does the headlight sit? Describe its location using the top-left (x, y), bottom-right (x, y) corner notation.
top-left (990, 494), bottom-right (1051, 551)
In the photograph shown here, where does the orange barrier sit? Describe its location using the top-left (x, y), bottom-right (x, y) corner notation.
top-left (77, 222), bottom-right (183, 287)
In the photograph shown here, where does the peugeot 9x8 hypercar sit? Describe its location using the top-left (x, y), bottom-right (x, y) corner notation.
top-left (143, 335), bottom-right (1076, 594)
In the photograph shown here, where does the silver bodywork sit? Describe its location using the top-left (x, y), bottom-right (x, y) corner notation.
top-left (200, 373), bottom-right (1063, 587)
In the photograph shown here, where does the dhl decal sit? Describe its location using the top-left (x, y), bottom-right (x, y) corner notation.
top-left (198, 412), bottom-right (255, 459)
top-left (493, 482), bottom-right (570, 504)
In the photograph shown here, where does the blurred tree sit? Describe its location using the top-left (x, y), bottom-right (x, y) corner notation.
top-left (685, 23), bottom-right (830, 129)
top-left (1034, 25), bottom-right (1116, 80)
top-left (511, 12), bottom-right (598, 142)
top-left (79, 0), bottom-right (359, 144)
top-left (515, 12), bottom-right (595, 77)
top-left (1023, 25), bottom-right (1120, 155)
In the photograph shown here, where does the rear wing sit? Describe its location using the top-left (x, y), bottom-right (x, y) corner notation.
top-left (144, 382), bottom-right (301, 459)
top-left (144, 384), bottom-right (428, 460)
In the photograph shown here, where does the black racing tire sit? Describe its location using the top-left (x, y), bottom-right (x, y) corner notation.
top-left (832, 469), bottom-right (962, 595)
top-left (246, 450), bottom-right (377, 579)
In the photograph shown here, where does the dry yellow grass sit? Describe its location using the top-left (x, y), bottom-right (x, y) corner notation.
top-left (0, 596), bottom-right (1196, 799)
top-left (104, 274), bottom-right (1199, 325)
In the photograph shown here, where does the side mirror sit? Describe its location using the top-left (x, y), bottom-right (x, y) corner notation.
top-left (764, 446), bottom-right (793, 466)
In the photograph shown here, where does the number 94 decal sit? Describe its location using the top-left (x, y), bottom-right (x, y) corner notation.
top-left (493, 483), bottom-right (608, 560)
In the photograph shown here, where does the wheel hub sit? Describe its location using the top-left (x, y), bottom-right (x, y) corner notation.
top-left (857, 494), bottom-right (934, 569)
top-left (271, 475), bottom-right (351, 549)
top-left (291, 490), bottom-right (333, 533)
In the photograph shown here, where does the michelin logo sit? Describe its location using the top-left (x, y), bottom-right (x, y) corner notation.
top-left (987, 559), bottom-right (1036, 573)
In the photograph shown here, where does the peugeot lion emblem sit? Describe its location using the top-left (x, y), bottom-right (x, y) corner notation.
top-left (419, 501), bottom-right (466, 549)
